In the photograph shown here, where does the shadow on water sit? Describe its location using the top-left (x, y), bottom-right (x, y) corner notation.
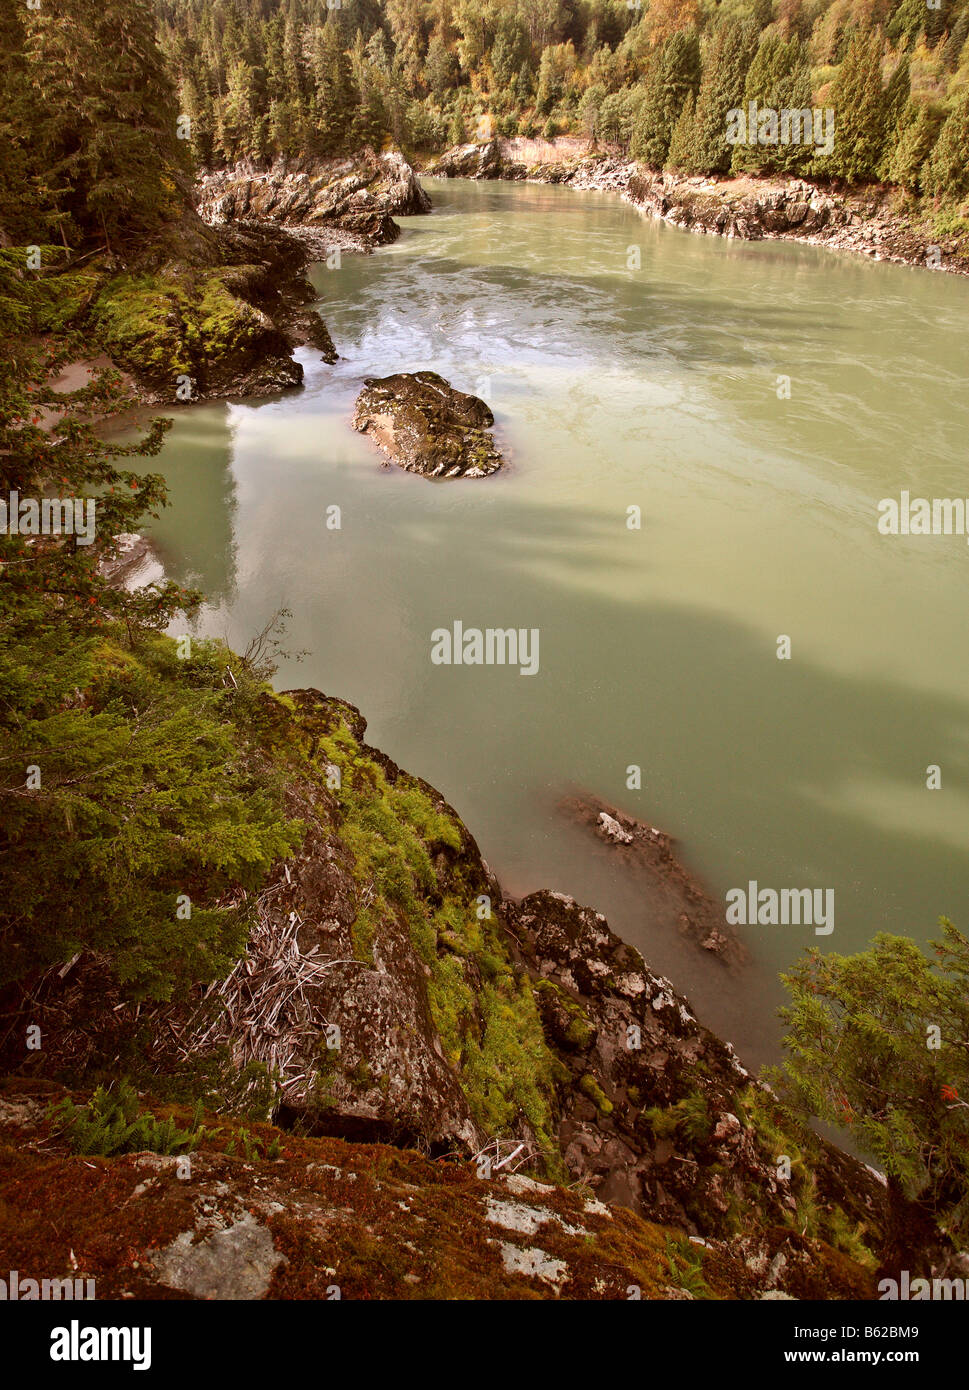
top-left (143, 180), bottom-right (969, 1075)
top-left (121, 402), bottom-right (241, 605)
top-left (243, 476), bottom-right (969, 1071)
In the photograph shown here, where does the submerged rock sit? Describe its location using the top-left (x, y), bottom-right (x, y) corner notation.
top-left (352, 370), bottom-right (504, 478)
top-left (563, 795), bottom-right (746, 966)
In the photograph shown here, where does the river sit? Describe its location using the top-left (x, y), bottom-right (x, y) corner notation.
top-left (144, 175), bottom-right (969, 1069)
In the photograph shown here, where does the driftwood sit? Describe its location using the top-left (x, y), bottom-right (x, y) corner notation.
top-left (175, 876), bottom-right (367, 1103)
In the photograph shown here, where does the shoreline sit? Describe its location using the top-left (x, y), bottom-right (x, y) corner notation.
top-left (422, 138), bottom-right (969, 277)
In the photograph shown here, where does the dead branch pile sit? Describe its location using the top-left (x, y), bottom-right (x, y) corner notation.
top-left (177, 876), bottom-right (366, 1104)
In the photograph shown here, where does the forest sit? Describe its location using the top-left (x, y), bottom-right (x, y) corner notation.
top-left (157, 0), bottom-right (969, 196)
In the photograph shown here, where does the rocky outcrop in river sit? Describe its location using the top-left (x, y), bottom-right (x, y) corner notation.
top-left (57, 208), bottom-right (338, 405)
top-left (563, 796), bottom-right (744, 965)
top-left (352, 370), bottom-right (504, 478)
top-left (45, 152), bottom-right (433, 408)
top-left (197, 150), bottom-right (431, 248)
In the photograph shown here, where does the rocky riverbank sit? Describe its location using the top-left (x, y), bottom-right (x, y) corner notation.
top-left (424, 139), bottom-right (969, 275)
top-left (196, 150), bottom-right (431, 248)
top-left (24, 151), bottom-right (432, 409)
top-left (5, 657), bottom-right (956, 1297)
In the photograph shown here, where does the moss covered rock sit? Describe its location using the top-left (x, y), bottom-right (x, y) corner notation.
top-left (352, 370), bottom-right (504, 478)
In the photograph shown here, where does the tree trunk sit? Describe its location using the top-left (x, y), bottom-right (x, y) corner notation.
top-left (876, 1176), bottom-right (946, 1283)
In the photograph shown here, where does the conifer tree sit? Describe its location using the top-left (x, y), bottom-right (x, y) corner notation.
top-left (921, 85), bottom-right (969, 200)
top-left (730, 34), bottom-right (813, 177)
top-left (877, 52), bottom-right (911, 179)
top-left (665, 91), bottom-right (700, 172)
top-left (632, 30), bottom-right (701, 169)
top-left (0, 4), bottom-right (39, 242)
top-left (887, 100), bottom-right (940, 193)
top-left (312, 20), bottom-right (360, 154)
top-left (819, 29), bottom-right (887, 184)
top-left (689, 16), bottom-right (758, 175)
top-left (774, 921), bottom-right (969, 1274)
top-left (22, 0), bottom-right (191, 250)
top-left (940, 10), bottom-right (969, 72)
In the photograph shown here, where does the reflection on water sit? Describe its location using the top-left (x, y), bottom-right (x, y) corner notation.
top-left (145, 177), bottom-right (969, 1069)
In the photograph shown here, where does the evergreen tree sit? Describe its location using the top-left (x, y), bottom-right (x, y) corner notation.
top-left (514, 61), bottom-right (534, 107)
top-left (426, 30), bottom-right (459, 102)
top-left (887, 100), bottom-right (939, 193)
top-left (665, 91), bottom-right (700, 172)
top-left (690, 16), bottom-right (758, 175)
top-left (773, 922), bottom-right (969, 1274)
top-left (21, 0), bottom-right (191, 250)
top-left (145, 0), bottom-right (969, 184)
top-left (878, 53), bottom-right (912, 180)
top-left (730, 34), bottom-right (814, 177)
top-left (448, 107), bottom-right (469, 146)
top-left (940, 10), bottom-right (969, 72)
top-left (819, 30), bottom-right (887, 184)
top-left (312, 20), bottom-right (360, 154)
top-left (632, 30), bottom-right (701, 169)
top-left (886, 0), bottom-right (928, 50)
top-left (0, 4), bottom-right (39, 242)
top-left (921, 85), bottom-right (969, 200)
top-left (883, 52), bottom-right (911, 134)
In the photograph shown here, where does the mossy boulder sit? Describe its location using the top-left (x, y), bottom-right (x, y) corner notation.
top-left (352, 370), bottom-right (504, 478)
top-left (91, 264), bottom-right (302, 399)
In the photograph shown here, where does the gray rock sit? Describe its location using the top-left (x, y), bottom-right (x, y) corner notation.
top-left (151, 1213), bottom-right (285, 1300)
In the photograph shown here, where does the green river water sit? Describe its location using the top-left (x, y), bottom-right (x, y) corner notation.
top-left (143, 176), bottom-right (969, 1068)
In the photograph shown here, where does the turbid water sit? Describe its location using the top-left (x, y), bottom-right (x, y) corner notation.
top-left (143, 176), bottom-right (969, 1069)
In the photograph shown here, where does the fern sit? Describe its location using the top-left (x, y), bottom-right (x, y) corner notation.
top-left (50, 1080), bottom-right (213, 1157)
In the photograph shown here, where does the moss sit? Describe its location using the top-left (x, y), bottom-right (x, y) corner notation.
top-left (533, 977), bottom-right (597, 1050)
top-left (194, 271), bottom-right (267, 364)
top-left (258, 694), bottom-right (565, 1169)
top-left (349, 903), bottom-right (380, 965)
top-left (643, 1104), bottom-right (679, 1138)
top-left (579, 1074), bottom-right (614, 1115)
top-left (91, 272), bottom-right (192, 378)
top-left (0, 1077), bottom-right (879, 1300)
top-left (89, 265), bottom-right (269, 386)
